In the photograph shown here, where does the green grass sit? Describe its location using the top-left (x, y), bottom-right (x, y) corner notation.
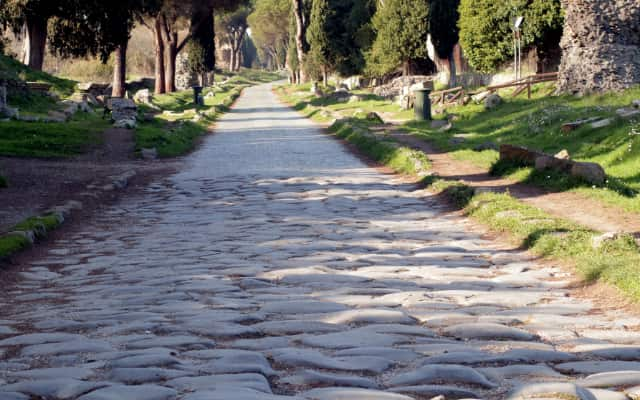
top-left (0, 234), bottom-right (30, 259)
top-left (402, 83), bottom-right (640, 214)
top-left (331, 118), bottom-right (430, 176)
top-left (135, 119), bottom-right (209, 158)
top-left (12, 214), bottom-right (61, 238)
top-left (419, 176), bottom-right (640, 301)
top-left (276, 83), bottom-right (414, 123)
top-left (466, 192), bottom-right (640, 300)
top-left (0, 112), bottom-right (108, 158)
top-left (0, 54), bottom-right (76, 98)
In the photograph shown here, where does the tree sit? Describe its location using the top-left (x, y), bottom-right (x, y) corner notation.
top-left (241, 33), bottom-right (258, 68)
top-left (306, 0), bottom-right (333, 85)
top-left (341, 0), bottom-right (375, 76)
top-left (291, 0), bottom-right (310, 82)
top-left (0, 0), bottom-right (66, 70)
top-left (286, 9), bottom-right (300, 81)
top-left (458, 0), bottom-right (563, 73)
top-left (428, 0), bottom-right (459, 86)
top-left (217, 5), bottom-right (251, 72)
top-left (248, 0), bottom-right (290, 72)
top-left (366, 0), bottom-right (430, 77)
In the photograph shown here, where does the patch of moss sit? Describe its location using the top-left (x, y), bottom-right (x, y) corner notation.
top-left (0, 234), bottom-right (30, 259)
top-left (12, 214), bottom-right (61, 239)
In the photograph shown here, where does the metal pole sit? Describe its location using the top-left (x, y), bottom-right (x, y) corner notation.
top-left (513, 31), bottom-right (517, 80)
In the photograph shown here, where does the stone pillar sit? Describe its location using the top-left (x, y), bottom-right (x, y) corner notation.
top-left (558, 0), bottom-right (640, 94)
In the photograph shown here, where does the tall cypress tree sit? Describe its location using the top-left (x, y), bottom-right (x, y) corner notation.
top-left (307, 0), bottom-right (334, 85)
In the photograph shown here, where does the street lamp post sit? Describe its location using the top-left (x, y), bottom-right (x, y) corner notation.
top-left (513, 16), bottom-right (524, 80)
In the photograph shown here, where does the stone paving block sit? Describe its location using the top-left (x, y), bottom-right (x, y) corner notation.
top-left (388, 364), bottom-right (497, 388)
top-left (303, 387), bottom-right (415, 400)
top-left (182, 388), bottom-right (300, 400)
top-left (389, 385), bottom-right (480, 399)
top-left (443, 322), bottom-right (536, 341)
top-left (577, 371), bottom-right (640, 388)
top-left (21, 339), bottom-right (114, 356)
top-left (107, 368), bottom-right (191, 384)
top-left (0, 379), bottom-right (109, 399)
top-left (281, 369), bottom-right (379, 389)
top-left (7, 367), bottom-right (95, 380)
top-left (77, 384), bottom-right (177, 400)
top-left (166, 374), bottom-right (273, 393)
top-left (555, 361), bottom-right (640, 375)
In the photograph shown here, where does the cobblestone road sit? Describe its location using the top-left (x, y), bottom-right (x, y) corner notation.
top-left (2, 84), bottom-right (640, 400)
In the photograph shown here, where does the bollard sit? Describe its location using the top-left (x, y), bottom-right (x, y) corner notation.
top-left (192, 86), bottom-right (203, 106)
top-left (414, 88), bottom-right (432, 121)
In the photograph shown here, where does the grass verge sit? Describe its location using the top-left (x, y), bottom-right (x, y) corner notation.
top-left (0, 113), bottom-right (109, 158)
top-left (12, 214), bottom-right (62, 238)
top-left (0, 212), bottom-right (64, 260)
top-left (0, 234), bottom-right (30, 260)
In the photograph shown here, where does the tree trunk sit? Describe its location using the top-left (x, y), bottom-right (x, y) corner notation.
top-left (448, 53), bottom-right (457, 88)
top-left (236, 50), bottom-right (243, 71)
top-left (112, 40), bottom-right (128, 98)
top-left (22, 15), bottom-right (48, 71)
top-left (292, 0), bottom-right (308, 83)
top-left (229, 46), bottom-right (236, 72)
top-left (153, 16), bottom-right (166, 95)
top-left (165, 32), bottom-right (177, 93)
top-left (322, 66), bottom-right (328, 86)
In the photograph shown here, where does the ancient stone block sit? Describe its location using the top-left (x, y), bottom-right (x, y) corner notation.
top-left (558, 0), bottom-right (640, 94)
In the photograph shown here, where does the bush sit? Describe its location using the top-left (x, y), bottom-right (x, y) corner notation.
top-left (0, 175), bottom-right (7, 188)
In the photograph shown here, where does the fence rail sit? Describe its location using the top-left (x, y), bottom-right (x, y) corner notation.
top-left (430, 86), bottom-right (465, 106)
top-left (487, 72), bottom-right (558, 99)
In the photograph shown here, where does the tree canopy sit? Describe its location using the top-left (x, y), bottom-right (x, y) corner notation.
top-left (365, 0), bottom-right (430, 76)
top-left (459, 0), bottom-right (563, 73)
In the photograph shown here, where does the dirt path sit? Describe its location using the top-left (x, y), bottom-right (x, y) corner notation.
top-left (0, 127), bottom-right (175, 234)
top-left (387, 130), bottom-right (640, 239)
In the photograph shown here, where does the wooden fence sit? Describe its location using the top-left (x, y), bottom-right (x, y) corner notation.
top-left (487, 72), bottom-right (558, 99)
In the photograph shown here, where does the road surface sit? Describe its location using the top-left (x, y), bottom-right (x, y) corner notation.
top-left (1, 83), bottom-right (640, 400)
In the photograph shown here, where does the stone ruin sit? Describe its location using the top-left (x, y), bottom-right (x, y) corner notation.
top-left (558, 0), bottom-right (640, 94)
top-left (175, 53), bottom-right (198, 91)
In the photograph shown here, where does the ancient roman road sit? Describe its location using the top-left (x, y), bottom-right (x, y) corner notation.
top-left (2, 83), bottom-right (640, 400)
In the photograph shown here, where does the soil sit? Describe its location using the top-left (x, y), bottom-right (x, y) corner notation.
top-left (384, 128), bottom-right (640, 239)
top-left (0, 127), bottom-right (178, 234)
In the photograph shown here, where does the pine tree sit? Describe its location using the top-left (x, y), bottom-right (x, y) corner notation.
top-left (365, 0), bottom-right (429, 77)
